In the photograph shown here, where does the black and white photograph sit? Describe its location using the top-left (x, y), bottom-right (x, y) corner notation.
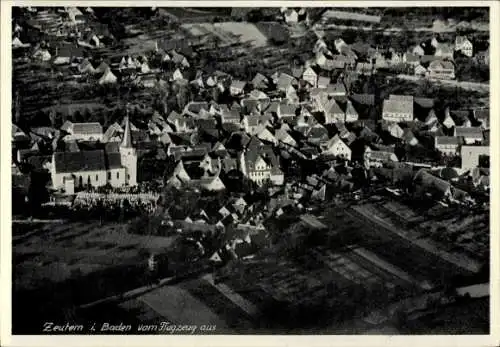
top-left (3, 1), bottom-right (498, 343)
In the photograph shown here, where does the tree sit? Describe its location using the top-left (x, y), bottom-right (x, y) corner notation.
top-left (28, 169), bottom-right (50, 216)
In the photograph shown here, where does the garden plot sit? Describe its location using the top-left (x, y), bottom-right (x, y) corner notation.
top-left (182, 22), bottom-right (269, 47)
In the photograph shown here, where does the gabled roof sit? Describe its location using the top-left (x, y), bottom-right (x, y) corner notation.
top-left (185, 101), bottom-right (209, 114)
top-left (54, 150), bottom-right (107, 173)
top-left (414, 97), bottom-right (435, 109)
top-left (252, 72), bottom-right (269, 87)
top-left (326, 81), bottom-right (346, 95)
top-left (307, 124), bottom-right (328, 139)
top-left (436, 136), bottom-right (462, 146)
top-left (345, 100), bottom-right (358, 115)
top-left (324, 98), bottom-right (343, 115)
top-left (231, 79), bottom-right (246, 90)
top-left (279, 103), bottom-right (297, 117)
top-left (455, 36), bottom-right (471, 46)
top-left (350, 93), bottom-right (375, 106)
top-left (454, 126), bottom-right (483, 139)
top-left (245, 145), bottom-right (281, 174)
top-left (324, 134), bottom-right (346, 148)
top-left (277, 73), bottom-right (296, 90)
top-left (474, 108), bottom-right (489, 121)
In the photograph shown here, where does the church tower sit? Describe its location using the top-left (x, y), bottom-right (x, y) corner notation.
top-left (120, 113), bottom-right (137, 186)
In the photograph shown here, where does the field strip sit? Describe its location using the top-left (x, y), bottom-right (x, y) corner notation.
top-left (138, 285), bottom-right (229, 328)
top-left (351, 247), bottom-right (425, 289)
top-left (202, 274), bottom-right (261, 318)
top-left (350, 205), bottom-right (482, 273)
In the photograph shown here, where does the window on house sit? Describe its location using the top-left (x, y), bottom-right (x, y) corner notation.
top-left (108, 172), bottom-right (111, 180)
top-left (96, 175), bottom-right (98, 181)
top-left (128, 174), bottom-right (130, 180)
top-left (117, 172), bottom-right (119, 179)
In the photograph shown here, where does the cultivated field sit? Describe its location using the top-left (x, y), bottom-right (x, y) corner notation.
top-left (12, 220), bottom-right (178, 333)
top-left (182, 22), bottom-right (270, 47)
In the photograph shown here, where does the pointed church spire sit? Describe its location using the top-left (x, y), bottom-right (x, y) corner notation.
top-left (121, 105), bottom-right (133, 148)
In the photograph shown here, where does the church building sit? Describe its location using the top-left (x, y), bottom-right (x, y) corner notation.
top-left (50, 116), bottom-right (137, 193)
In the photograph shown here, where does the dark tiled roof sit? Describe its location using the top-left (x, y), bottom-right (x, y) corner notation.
top-left (436, 136), bottom-right (462, 145)
top-left (474, 108), bottom-right (489, 121)
top-left (221, 158), bottom-right (238, 172)
top-left (245, 145), bottom-right (281, 174)
top-left (106, 152), bottom-right (123, 169)
top-left (350, 93), bottom-right (375, 106)
top-left (414, 97), bottom-right (435, 109)
top-left (186, 101), bottom-right (209, 114)
top-left (54, 150), bottom-right (106, 173)
top-left (105, 142), bottom-right (120, 153)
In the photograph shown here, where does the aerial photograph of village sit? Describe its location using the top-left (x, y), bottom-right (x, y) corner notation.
top-left (11, 6), bottom-right (490, 335)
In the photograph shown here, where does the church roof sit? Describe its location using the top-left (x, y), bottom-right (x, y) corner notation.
top-left (121, 115), bottom-right (133, 148)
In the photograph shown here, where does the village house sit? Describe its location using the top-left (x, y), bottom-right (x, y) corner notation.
top-left (230, 80), bottom-right (246, 96)
top-left (382, 95), bottom-right (414, 122)
top-left (12, 36), bottom-right (31, 49)
top-left (323, 98), bottom-right (345, 124)
top-left (442, 109), bottom-right (456, 129)
top-left (334, 38), bottom-right (348, 53)
top-left (33, 47), bottom-right (52, 62)
top-left (355, 62), bottom-right (374, 75)
top-left (61, 121), bottom-right (103, 142)
top-left (102, 122), bottom-right (123, 143)
top-left (455, 36), bottom-right (473, 57)
top-left (239, 139), bottom-right (284, 186)
top-left (277, 103), bottom-right (297, 122)
top-left (412, 44), bottom-right (425, 56)
top-left (284, 8), bottom-right (299, 24)
top-left (475, 48), bottom-right (489, 65)
top-left (364, 148), bottom-right (398, 168)
top-left (326, 81), bottom-right (347, 97)
top-left (473, 108), bottom-right (489, 130)
top-left (317, 76), bottom-right (331, 89)
top-left (414, 64), bottom-right (427, 77)
top-left (252, 73), bottom-right (270, 90)
top-left (275, 72), bottom-right (297, 92)
top-left (428, 60), bottom-right (455, 80)
top-left (386, 122), bottom-right (404, 139)
top-left (314, 38), bottom-right (329, 54)
top-left (254, 125), bottom-right (278, 146)
top-left (220, 108), bottom-right (242, 125)
top-left (275, 126), bottom-right (298, 148)
top-left (450, 109), bottom-right (472, 127)
top-left (461, 145), bottom-right (489, 171)
top-left (435, 136), bottom-right (462, 155)
top-left (320, 135), bottom-right (352, 160)
top-left (402, 129), bottom-right (419, 146)
top-left (97, 67), bottom-right (118, 85)
top-left (434, 43), bottom-right (454, 60)
top-left (454, 127), bottom-right (484, 145)
top-left (344, 100), bottom-right (358, 122)
top-left (302, 66), bottom-right (320, 88)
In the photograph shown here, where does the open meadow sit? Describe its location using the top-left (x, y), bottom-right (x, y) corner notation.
top-left (12, 220), bottom-right (178, 333)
